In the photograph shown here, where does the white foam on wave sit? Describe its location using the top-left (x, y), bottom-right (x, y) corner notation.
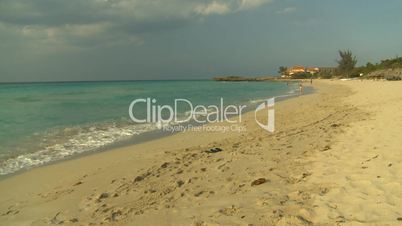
top-left (249, 98), bottom-right (266, 104)
top-left (0, 122), bottom-right (159, 175)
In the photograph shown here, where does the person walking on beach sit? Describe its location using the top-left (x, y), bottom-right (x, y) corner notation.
top-left (310, 78), bottom-right (313, 84)
top-left (299, 82), bottom-right (304, 95)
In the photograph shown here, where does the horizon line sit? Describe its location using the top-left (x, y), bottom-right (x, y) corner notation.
top-left (0, 78), bottom-right (217, 85)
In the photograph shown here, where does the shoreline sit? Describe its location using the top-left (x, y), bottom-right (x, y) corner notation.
top-left (0, 83), bottom-right (312, 179)
top-left (0, 80), bottom-right (333, 226)
top-left (2, 80), bottom-right (400, 225)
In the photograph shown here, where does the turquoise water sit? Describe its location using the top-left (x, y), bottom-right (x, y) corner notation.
top-left (0, 80), bottom-right (298, 175)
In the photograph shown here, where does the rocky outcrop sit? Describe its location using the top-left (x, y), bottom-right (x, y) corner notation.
top-left (213, 76), bottom-right (258, 81)
top-left (213, 76), bottom-right (280, 81)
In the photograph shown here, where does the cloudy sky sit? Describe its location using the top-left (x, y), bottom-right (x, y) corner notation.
top-left (1, 0), bottom-right (402, 82)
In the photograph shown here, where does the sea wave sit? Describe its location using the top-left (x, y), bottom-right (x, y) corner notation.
top-left (249, 98), bottom-right (266, 104)
top-left (0, 81), bottom-right (298, 176)
top-left (0, 121), bottom-right (159, 175)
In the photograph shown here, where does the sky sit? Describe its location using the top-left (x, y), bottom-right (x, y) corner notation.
top-left (0, 0), bottom-right (402, 82)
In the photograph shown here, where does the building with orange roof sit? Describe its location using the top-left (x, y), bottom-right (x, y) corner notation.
top-left (287, 65), bottom-right (306, 75)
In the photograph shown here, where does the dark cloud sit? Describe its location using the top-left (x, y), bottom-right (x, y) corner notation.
top-left (0, 0), bottom-right (272, 47)
top-left (0, 0), bottom-right (106, 26)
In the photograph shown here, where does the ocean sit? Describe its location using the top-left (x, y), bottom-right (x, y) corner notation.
top-left (0, 80), bottom-right (299, 175)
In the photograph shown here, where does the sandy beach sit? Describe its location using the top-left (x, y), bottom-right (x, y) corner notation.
top-left (0, 80), bottom-right (401, 226)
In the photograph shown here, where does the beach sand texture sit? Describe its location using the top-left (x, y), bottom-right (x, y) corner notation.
top-left (0, 80), bottom-right (401, 226)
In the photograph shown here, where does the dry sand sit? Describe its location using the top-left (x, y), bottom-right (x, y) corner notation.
top-left (0, 80), bottom-right (401, 226)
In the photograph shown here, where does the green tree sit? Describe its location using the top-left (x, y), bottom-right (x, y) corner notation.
top-left (337, 50), bottom-right (357, 77)
top-left (278, 66), bottom-right (288, 75)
